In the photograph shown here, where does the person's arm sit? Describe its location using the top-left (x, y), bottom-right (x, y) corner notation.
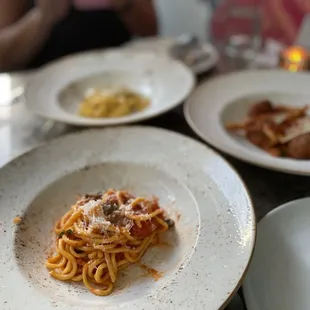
top-left (0, 0), bottom-right (69, 71)
top-left (0, 0), bottom-right (28, 29)
top-left (115, 0), bottom-right (158, 36)
top-left (0, 9), bottom-right (53, 71)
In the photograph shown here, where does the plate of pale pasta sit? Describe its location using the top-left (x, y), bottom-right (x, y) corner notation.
top-left (25, 48), bottom-right (195, 126)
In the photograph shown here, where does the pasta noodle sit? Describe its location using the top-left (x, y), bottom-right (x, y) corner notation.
top-left (78, 88), bottom-right (150, 118)
top-left (46, 189), bottom-right (173, 296)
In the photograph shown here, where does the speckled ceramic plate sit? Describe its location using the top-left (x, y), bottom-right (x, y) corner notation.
top-left (24, 49), bottom-right (195, 126)
top-left (184, 70), bottom-right (310, 175)
top-left (0, 126), bottom-right (255, 310)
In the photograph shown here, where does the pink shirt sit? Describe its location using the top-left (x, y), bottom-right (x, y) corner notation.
top-left (211, 0), bottom-right (309, 45)
top-left (73, 0), bottom-right (112, 10)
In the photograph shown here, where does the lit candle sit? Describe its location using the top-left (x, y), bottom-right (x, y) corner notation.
top-left (279, 46), bottom-right (309, 72)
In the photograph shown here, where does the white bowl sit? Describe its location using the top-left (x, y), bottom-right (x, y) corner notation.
top-left (25, 49), bottom-right (195, 126)
top-left (184, 70), bottom-right (310, 175)
top-left (244, 197), bottom-right (310, 310)
top-left (0, 126), bottom-right (255, 310)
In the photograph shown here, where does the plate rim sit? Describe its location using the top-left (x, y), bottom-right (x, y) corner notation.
top-left (258, 196), bottom-right (310, 222)
top-left (124, 36), bottom-right (219, 74)
top-left (0, 125), bottom-right (256, 310)
top-left (184, 69), bottom-right (310, 176)
top-left (243, 196), bottom-right (310, 310)
top-left (24, 49), bottom-right (196, 126)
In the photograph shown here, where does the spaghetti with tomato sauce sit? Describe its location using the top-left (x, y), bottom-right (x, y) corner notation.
top-left (46, 189), bottom-right (174, 296)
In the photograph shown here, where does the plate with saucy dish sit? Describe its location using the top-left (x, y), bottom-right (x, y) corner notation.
top-left (0, 126), bottom-right (255, 310)
top-left (25, 49), bottom-right (195, 126)
top-left (184, 70), bottom-right (310, 175)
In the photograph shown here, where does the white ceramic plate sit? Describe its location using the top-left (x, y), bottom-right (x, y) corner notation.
top-left (0, 126), bottom-right (255, 310)
top-left (25, 49), bottom-right (195, 126)
top-left (184, 70), bottom-right (310, 175)
top-left (243, 197), bottom-right (310, 310)
top-left (125, 37), bottom-right (219, 74)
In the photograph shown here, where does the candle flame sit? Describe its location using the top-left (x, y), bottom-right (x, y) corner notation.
top-left (280, 46), bottom-right (308, 72)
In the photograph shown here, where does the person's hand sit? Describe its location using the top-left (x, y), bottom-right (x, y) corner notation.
top-left (35, 0), bottom-right (70, 27)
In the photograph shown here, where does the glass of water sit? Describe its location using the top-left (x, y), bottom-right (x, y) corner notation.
top-left (210, 0), bottom-right (262, 72)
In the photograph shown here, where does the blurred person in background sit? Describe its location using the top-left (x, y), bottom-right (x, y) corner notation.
top-left (0, 0), bottom-right (157, 71)
top-left (211, 0), bottom-right (310, 46)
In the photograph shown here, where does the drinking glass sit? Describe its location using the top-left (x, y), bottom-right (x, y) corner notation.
top-left (210, 0), bottom-right (262, 72)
